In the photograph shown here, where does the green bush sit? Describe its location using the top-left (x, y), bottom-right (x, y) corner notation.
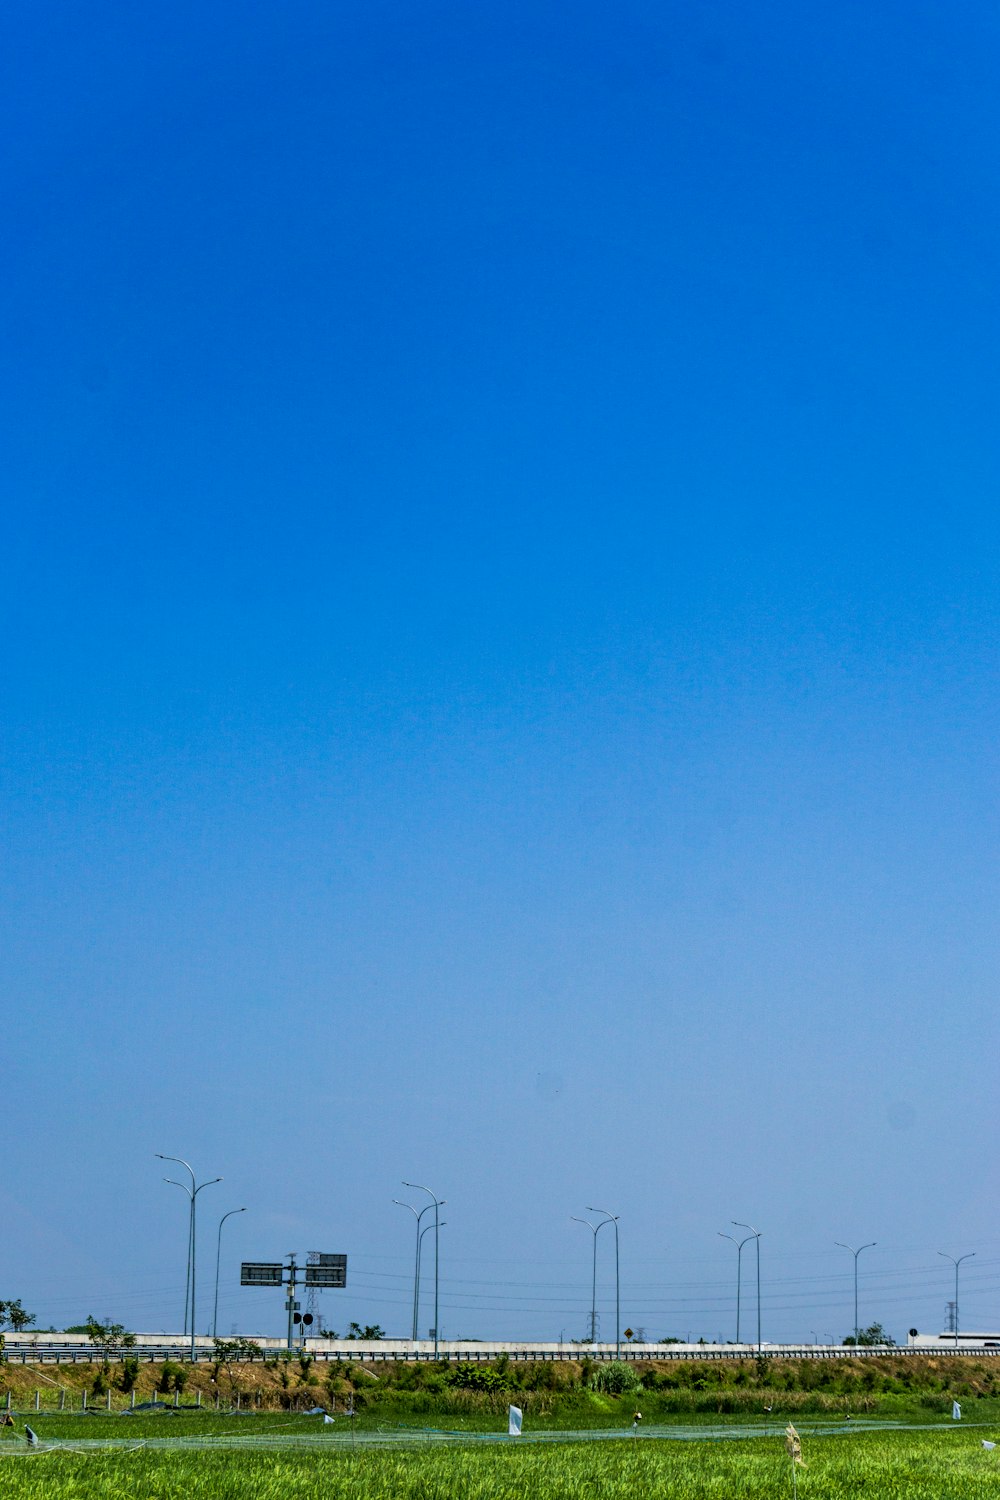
top-left (445, 1362), bottom-right (511, 1393)
top-left (591, 1361), bottom-right (641, 1395)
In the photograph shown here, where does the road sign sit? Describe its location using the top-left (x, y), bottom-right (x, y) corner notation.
top-left (241, 1262), bottom-right (284, 1287)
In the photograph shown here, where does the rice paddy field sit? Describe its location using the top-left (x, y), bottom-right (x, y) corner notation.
top-left (2, 1411), bottom-right (1000, 1497)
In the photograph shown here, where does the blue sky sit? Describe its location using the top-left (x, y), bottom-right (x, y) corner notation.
top-left (2, 0), bottom-right (999, 1343)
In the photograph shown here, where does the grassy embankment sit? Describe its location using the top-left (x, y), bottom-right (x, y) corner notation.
top-left (3, 1352), bottom-right (1000, 1425)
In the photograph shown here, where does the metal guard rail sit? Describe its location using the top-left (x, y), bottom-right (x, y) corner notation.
top-left (3, 1344), bottom-right (999, 1364)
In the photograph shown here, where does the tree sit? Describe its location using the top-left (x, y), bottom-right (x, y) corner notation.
top-left (0, 1299), bottom-right (35, 1333)
top-left (843, 1322), bottom-right (895, 1347)
top-left (211, 1337), bottom-right (262, 1398)
top-left (157, 1360), bottom-right (187, 1394)
top-left (345, 1323), bottom-right (385, 1340)
top-left (84, 1315), bottom-right (136, 1359)
top-left (212, 1338), bottom-right (241, 1393)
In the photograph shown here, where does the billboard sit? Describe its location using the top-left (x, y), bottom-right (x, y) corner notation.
top-left (305, 1254), bottom-right (347, 1287)
top-left (241, 1262), bottom-right (284, 1287)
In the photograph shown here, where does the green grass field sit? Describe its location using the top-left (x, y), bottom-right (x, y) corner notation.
top-left (4, 1354), bottom-right (1000, 1495)
top-left (2, 1412), bottom-right (1000, 1497)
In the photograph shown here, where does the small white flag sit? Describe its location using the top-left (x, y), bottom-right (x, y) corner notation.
top-left (508, 1405), bottom-right (522, 1436)
top-left (982, 1440), bottom-right (995, 1450)
top-left (953, 1401), bottom-right (962, 1421)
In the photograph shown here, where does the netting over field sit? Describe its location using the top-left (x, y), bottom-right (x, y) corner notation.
top-left (0, 1417), bottom-right (982, 1458)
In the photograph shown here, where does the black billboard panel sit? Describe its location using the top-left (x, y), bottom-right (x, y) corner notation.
top-left (241, 1262), bottom-right (284, 1287)
top-left (305, 1254), bottom-right (347, 1287)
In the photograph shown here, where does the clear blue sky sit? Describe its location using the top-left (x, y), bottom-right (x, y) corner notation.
top-left (3, 0), bottom-right (999, 1344)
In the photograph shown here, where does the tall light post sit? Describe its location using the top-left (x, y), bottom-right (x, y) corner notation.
top-left (571, 1216), bottom-right (614, 1343)
top-left (393, 1198), bottom-right (442, 1342)
top-left (403, 1182), bottom-right (444, 1355)
top-left (587, 1206), bottom-right (620, 1359)
top-left (938, 1251), bottom-right (974, 1347)
top-left (213, 1208), bottom-right (246, 1338)
top-left (835, 1240), bottom-right (875, 1348)
top-left (158, 1155), bottom-right (221, 1360)
top-left (418, 1218), bottom-right (445, 1335)
top-left (405, 1220), bottom-right (446, 1343)
top-left (718, 1231), bottom-right (754, 1344)
top-left (158, 1155), bottom-right (195, 1335)
top-left (733, 1222), bottom-right (761, 1353)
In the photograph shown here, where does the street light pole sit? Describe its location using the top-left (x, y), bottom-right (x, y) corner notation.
top-left (733, 1222), bottom-right (761, 1353)
top-left (189, 1178), bottom-right (222, 1359)
top-left (213, 1208), bottom-right (247, 1339)
top-left (938, 1251), bottom-right (975, 1348)
top-left (571, 1216), bottom-right (613, 1343)
top-left (393, 1199), bottom-right (439, 1342)
top-left (158, 1157), bottom-right (222, 1360)
top-left (158, 1155), bottom-right (195, 1334)
top-left (403, 1182), bottom-right (444, 1355)
top-left (414, 1220), bottom-right (445, 1339)
top-left (587, 1207), bottom-right (620, 1359)
top-left (835, 1241), bottom-right (876, 1347)
top-left (164, 1178), bottom-right (194, 1336)
top-left (718, 1232), bottom-right (753, 1344)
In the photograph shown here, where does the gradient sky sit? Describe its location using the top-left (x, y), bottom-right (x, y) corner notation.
top-left (3, 0), bottom-right (999, 1345)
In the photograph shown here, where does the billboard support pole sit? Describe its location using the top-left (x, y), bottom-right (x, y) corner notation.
top-left (286, 1256), bottom-right (298, 1351)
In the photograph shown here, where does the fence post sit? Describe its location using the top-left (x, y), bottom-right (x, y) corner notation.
top-left (131, 1389), bottom-right (136, 1409)
top-left (4, 1391), bottom-right (10, 1412)
top-left (196, 1389), bottom-right (201, 1407)
top-left (173, 1388), bottom-right (179, 1408)
top-left (34, 1391), bottom-right (40, 1411)
top-left (60, 1388), bottom-right (66, 1411)
top-left (106, 1388), bottom-right (112, 1412)
top-left (82, 1388), bottom-right (87, 1411)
